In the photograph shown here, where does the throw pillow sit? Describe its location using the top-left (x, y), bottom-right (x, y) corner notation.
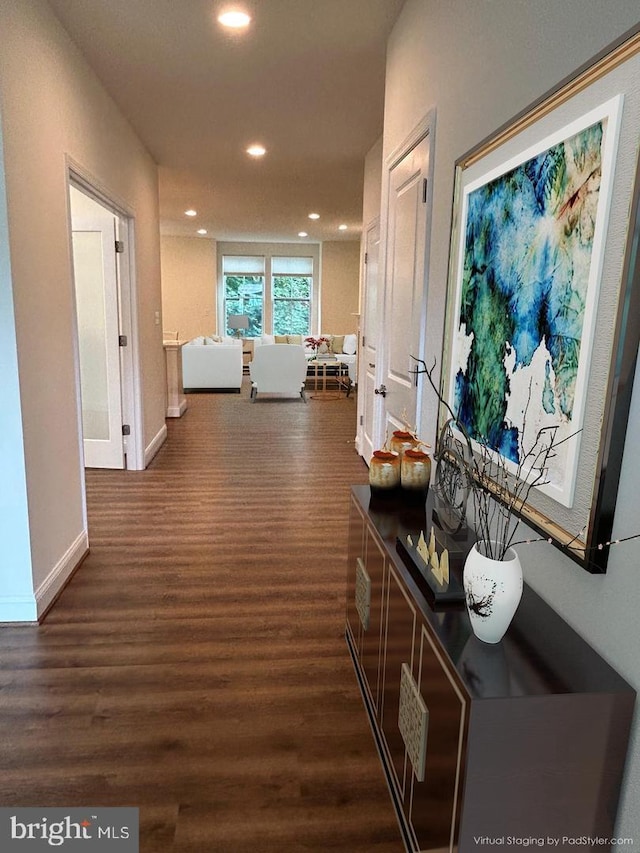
top-left (261, 334), bottom-right (275, 345)
top-left (343, 333), bottom-right (357, 355)
top-left (330, 335), bottom-right (345, 354)
top-left (190, 336), bottom-right (206, 345)
top-left (317, 340), bottom-right (330, 354)
top-left (275, 335), bottom-right (288, 343)
top-left (286, 334), bottom-right (302, 345)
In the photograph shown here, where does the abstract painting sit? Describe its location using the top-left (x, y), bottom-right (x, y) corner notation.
top-left (447, 97), bottom-right (622, 508)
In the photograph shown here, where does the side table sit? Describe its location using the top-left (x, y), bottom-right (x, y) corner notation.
top-left (307, 358), bottom-right (350, 400)
top-left (242, 339), bottom-right (254, 375)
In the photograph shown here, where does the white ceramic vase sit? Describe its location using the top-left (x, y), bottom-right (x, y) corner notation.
top-left (463, 541), bottom-right (523, 644)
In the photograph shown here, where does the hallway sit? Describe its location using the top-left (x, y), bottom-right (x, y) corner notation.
top-left (0, 385), bottom-right (403, 852)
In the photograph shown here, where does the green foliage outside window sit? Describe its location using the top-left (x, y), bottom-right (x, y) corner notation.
top-left (272, 275), bottom-right (311, 335)
top-left (224, 275), bottom-right (263, 336)
top-left (273, 301), bottom-right (310, 334)
top-left (223, 270), bottom-right (313, 337)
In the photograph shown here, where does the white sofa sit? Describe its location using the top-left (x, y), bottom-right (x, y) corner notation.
top-left (255, 333), bottom-right (358, 382)
top-left (182, 337), bottom-right (243, 391)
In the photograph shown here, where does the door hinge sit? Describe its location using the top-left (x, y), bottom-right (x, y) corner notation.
top-left (118, 335), bottom-right (128, 347)
top-left (122, 424), bottom-right (131, 436)
top-left (115, 240), bottom-right (125, 253)
top-left (360, 415), bottom-right (363, 426)
top-left (364, 252), bottom-right (368, 265)
top-left (422, 178), bottom-right (428, 204)
top-left (362, 335), bottom-right (366, 348)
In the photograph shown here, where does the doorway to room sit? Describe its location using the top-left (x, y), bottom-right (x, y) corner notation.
top-left (362, 120), bottom-right (433, 456)
top-left (68, 176), bottom-right (142, 470)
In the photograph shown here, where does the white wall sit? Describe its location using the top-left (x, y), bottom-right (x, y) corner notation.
top-left (161, 236), bottom-right (217, 342)
top-left (383, 0), bottom-right (640, 840)
top-left (0, 0), bottom-right (165, 618)
top-left (362, 136), bottom-right (383, 230)
top-left (320, 241), bottom-right (360, 334)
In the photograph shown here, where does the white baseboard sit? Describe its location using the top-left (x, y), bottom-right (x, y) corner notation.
top-left (35, 529), bottom-right (89, 620)
top-left (166, 399), bottom-right (187, 418)
top-left (145, 423), bottom-right (167, 467)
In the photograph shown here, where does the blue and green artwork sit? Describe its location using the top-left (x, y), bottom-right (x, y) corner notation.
top-left (450, 117), bottom-right (609, 505)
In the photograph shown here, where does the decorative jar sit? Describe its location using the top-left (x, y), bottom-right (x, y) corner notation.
top-left (389, 430), bottom-right (419, 458)
top-left (400, 448), bottom-right (431, 498)
top-left (369, 450), bottom-right (401, 493)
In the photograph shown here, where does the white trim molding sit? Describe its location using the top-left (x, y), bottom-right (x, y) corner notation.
top-left (35, 529), bottom-right (89, 620)
top-left (167, 400), bottom-right (188, 418)
top-left (145, 424), bottom-right (168, 467)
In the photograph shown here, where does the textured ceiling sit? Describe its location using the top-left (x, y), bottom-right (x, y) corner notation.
top-left (47, 0), bottom-right (405, 242)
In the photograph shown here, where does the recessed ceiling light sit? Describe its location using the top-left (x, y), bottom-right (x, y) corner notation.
top-left (197, 229), bottom-right (208, 235)
top-left (308, 212), bottom-right (320, 220)
top-left (246, 144), bottom-right (266, 157)
top-left (298, 231), bottom-right (308, 238)
top-left (184, 209), bottom-right (197, 217)
top-left (218, 10), bottom-right (251, 29)
top-left (338, 224), bottom-right (348, 231)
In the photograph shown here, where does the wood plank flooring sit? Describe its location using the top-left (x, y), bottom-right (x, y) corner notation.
top-left (0, 381), bottom-right (404, 853)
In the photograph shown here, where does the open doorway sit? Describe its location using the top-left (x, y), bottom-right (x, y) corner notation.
top-left (68, 176), bottom-right (142, 470)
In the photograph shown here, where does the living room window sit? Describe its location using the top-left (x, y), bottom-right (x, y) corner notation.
top-left (272, 256), bottom-right (313, 336)
top-left (219, 245), bottom-right (319, 336)
top-left (222, 255), bottom-right (265, 336)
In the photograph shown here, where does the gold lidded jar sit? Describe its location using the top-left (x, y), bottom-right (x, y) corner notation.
top-left (389, 430), bottom-right (419, 458)
top-left (369, 450), bottom-right (401, 493)
top-left (400, 448), bottom-right (431, 501)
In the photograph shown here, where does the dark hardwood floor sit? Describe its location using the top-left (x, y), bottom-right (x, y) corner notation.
top-left (0, 381), bottom-right (404, 852)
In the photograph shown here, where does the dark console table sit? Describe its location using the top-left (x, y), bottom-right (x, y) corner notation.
top-left (345, 485), bottom-right (635, 853)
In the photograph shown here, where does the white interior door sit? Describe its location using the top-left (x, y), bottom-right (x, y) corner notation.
top-left (361, 219), bottom-right (381, 462)
top-left (71, 187), bottom-right (125, 469)
top-left (379, 133), bottom-right (430, 442)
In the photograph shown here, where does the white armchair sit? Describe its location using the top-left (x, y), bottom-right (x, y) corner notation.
top-left (249, 344), bottom-right (307, 402)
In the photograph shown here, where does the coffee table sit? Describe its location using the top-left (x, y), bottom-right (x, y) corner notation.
top-left (306, 358), bottom-right (352, 399)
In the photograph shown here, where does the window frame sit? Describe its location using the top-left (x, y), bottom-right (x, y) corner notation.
top-left (217, 243), bottom-right (320, 337)
top-left (271, 260), bottom-right (313, 337)
top-left (221, 257), bottom-right (266, 337)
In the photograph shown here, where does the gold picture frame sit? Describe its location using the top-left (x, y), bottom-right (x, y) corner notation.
top-left (439, 26), bottom-right (640, 572)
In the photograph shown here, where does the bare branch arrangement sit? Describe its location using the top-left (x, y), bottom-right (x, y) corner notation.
top-left (466, 422), bottom-right (562, 560)
top-left (411, 356), bottom-right (640, 564)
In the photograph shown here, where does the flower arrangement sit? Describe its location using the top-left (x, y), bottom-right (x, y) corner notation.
top-left (305, 336), bottom-right (330, 358)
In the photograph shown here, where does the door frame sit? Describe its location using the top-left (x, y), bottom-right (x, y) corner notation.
top-left (373, 111), bottom-right (436, 454)
top-left (356, 215), bottom-right (381, 459)
top-left (66, 158), bottom-right (144, 473)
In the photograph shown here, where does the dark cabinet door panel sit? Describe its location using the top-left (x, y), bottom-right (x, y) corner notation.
top-left (381, 565), bottom-right (417, 799)
top-left (361, 528), bottom-right (386, 713)
top-left (409, 624), bottom-right (466, 851)
top-left (346, 499), bottom-right (365, 649)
